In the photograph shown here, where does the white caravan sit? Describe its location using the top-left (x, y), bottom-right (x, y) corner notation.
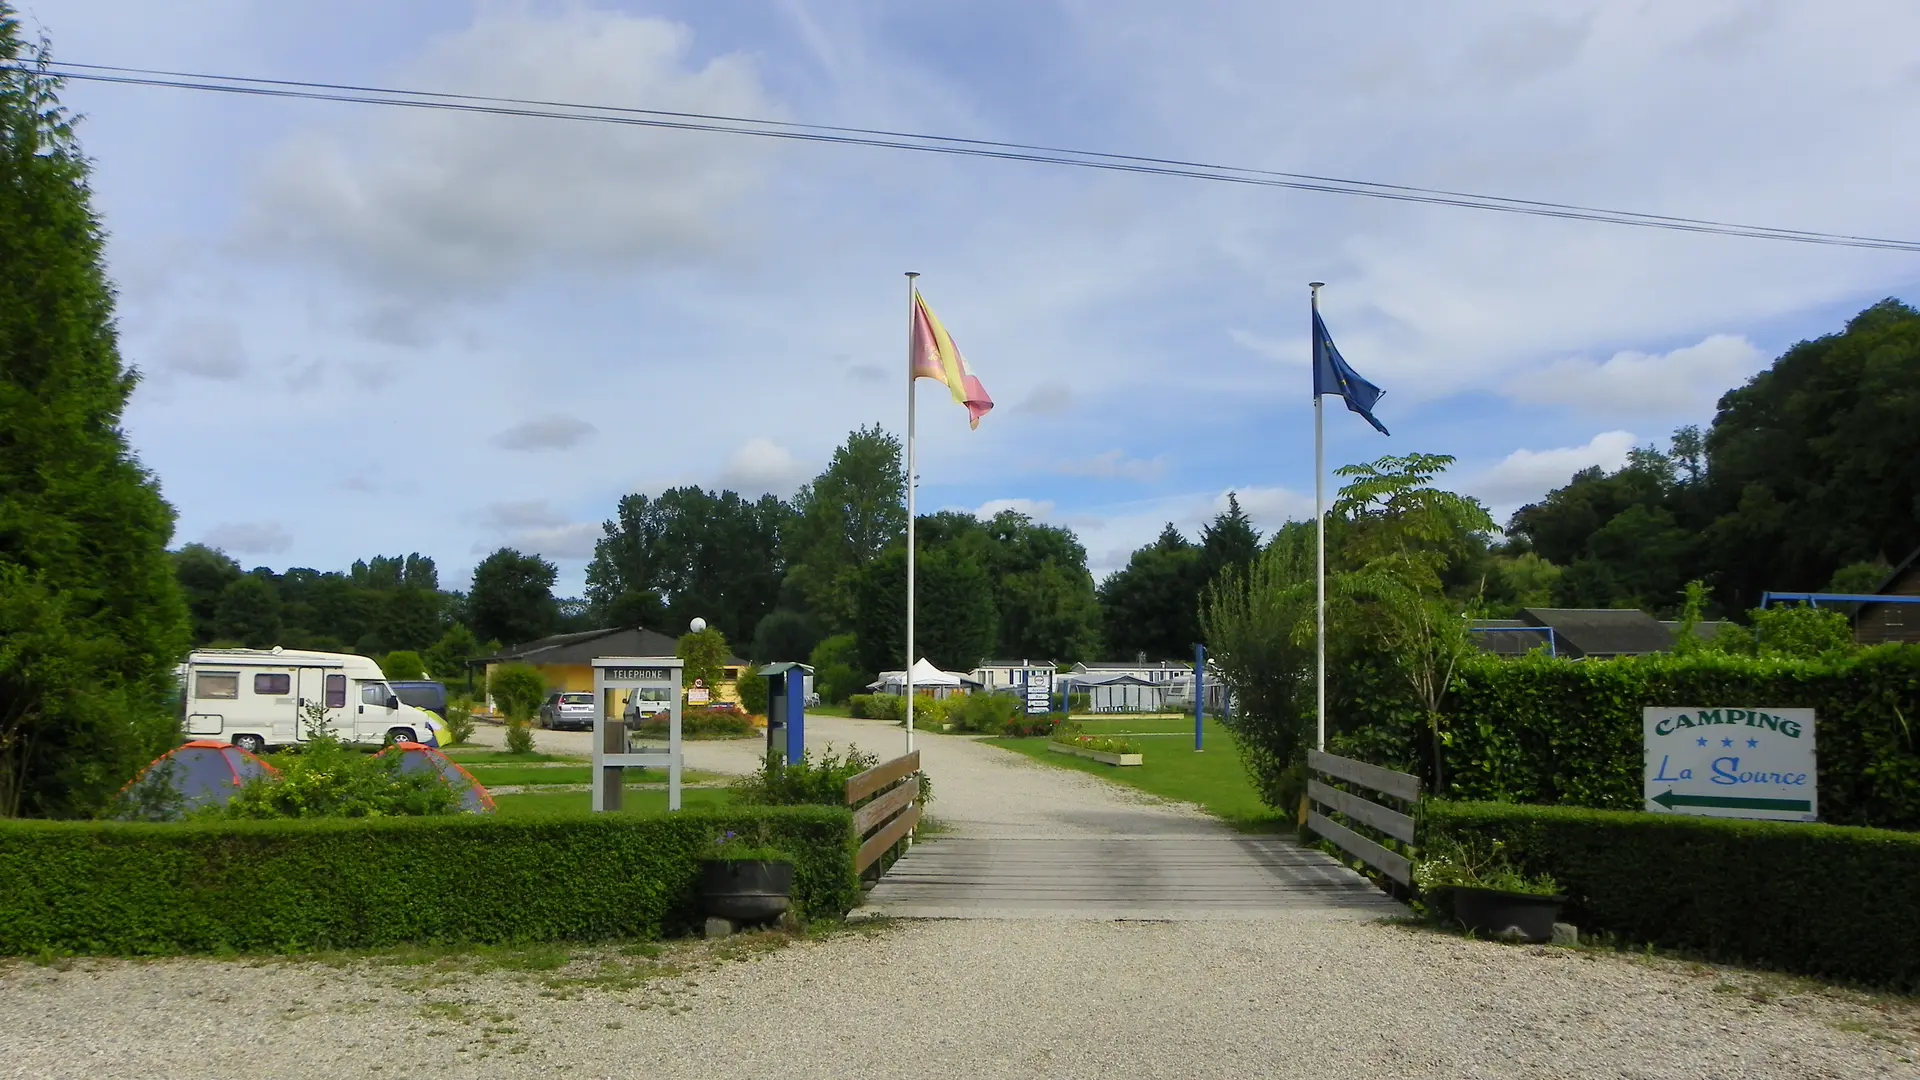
top-left (179, 647), bottom-right (446, 755)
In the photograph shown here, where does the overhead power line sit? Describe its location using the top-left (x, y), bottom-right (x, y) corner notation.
top-left (16, 59), bottom-right (1920, 254)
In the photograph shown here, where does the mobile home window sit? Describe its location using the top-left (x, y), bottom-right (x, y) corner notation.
top-left (325, 674), bottom-right (347, 708)
top-left (195, 672), bottom-right (240, 700)
top-left (361, 682), bottom-right (392, 706)
top-left (254, 673), bottom-right (291, 696)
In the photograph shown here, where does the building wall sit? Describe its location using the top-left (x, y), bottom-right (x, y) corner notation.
top-left (1858, 562), bottom-right (1920, 644)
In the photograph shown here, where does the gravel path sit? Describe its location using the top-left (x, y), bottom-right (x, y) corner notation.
top-left (8, 716), bottom-right (1914, 1077)
top-left (4, 922), bottom-right (1913, 1079)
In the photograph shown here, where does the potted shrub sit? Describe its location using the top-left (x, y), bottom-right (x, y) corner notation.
top-left (700, 829), bottom-right (794, 924)
top-left (1414, 838), bottom-right (1563, 943)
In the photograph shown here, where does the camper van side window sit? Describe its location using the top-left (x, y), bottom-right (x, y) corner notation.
top-left (325, 674), bottom-right (347, 708)
top-left (196, 672), bottom-right (239, 700)
top-left (254, 673), bottom-right (291, 695)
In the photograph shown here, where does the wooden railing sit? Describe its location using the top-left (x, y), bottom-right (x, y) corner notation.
top-left (845, 750), bottom-right (923, 875)
top-left (1306, 749), bottom-right (1421, 886)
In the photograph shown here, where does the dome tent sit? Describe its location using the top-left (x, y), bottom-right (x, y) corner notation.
top-left (116, 740), bottom-right (279, 820)
top-left (375, 742), bottom-right (496, 813)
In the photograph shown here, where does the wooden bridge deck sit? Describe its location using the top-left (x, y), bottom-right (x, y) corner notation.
top-left (864, 834), bottom-right (1406, 920)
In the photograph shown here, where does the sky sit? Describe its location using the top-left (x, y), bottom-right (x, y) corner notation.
top-left (17, 0), bottom-right (1920, 594)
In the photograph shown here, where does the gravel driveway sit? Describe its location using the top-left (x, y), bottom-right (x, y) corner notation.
top-left (6, 716), bottom-right (1915, 1078)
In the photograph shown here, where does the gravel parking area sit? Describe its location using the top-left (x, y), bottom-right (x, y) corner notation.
top-left (4, 919), bottom-right (1914, 1079)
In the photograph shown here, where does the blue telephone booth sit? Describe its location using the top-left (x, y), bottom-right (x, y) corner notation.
top-left (758, 662), bottom-right (812, 765)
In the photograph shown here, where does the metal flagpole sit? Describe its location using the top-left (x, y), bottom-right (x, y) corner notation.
top-left (1310, 281), bottom-right (1326, 753)
top-left (904, 272), bottom-right (919, 755)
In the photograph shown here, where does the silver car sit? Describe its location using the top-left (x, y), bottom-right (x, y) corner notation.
top-left (538, 691), bottom-right (596, 731)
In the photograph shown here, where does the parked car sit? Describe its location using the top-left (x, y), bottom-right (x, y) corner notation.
top-left (538, 691), bottom-right (597, 731)
top-left (388, 680), bottom-right (448, 718)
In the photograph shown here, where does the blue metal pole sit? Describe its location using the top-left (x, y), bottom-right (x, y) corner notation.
top-left (1194, 643), bottom-right (1205, 751)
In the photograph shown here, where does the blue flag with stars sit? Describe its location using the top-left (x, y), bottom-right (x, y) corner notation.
top-left (1312, 310), bottom-right (1389, 436)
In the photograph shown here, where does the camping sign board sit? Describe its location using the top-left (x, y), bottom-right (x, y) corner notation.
top-left (1643, 707), bottom-right (1817, 823)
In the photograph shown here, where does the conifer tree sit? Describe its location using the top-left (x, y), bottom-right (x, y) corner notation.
top-left (0, 12), bottom-right (191, 816)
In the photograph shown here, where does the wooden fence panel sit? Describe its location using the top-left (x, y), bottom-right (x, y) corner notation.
top-left (1306, 779), bottom-right (1416, 845)
top-left (1308, 811), bottom-right (1412, 886)
top-left (845, 751), bottom-right (921, 806)
top-left (1307, 749), bottom-right (1421, 803)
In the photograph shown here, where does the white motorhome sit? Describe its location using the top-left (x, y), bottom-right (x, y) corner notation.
top-left (178, 647), bottom-right (446, 755)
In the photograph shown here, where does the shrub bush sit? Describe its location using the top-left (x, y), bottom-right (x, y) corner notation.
top-left (212, 730), bottom-right (461, 820)
top-left (1339, 646), bottom-right (1920, 831)
top-left (487, 664), bottom-right (546, 722)
top-left (1001, 713), bottom-right (1066, 738)
top-left (736, 666), bottom-right (769, 716)
top-left (634, 708), bottom-right (755, 740)
top-left (846, 694), bottom-right (875, 718)
top-left (0, 805), bottom-right (859, 955)
top-left (951, 691), bottom-right (1020, 734)
top-left (442, 699), bottom-right (477, 746)
top-left (731, 746), bottom-right (879, 807)
top-left (1424, 800), bottom-right (1920, 989)
top-left (380, 650), bottom-right (426, 680)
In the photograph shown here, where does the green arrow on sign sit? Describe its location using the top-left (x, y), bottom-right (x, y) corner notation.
top-left (1651, 789), bottom-right (1811, 813)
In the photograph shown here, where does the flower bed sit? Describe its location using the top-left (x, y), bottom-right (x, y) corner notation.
top-left (1047, 734), bottom-right (1144, 767)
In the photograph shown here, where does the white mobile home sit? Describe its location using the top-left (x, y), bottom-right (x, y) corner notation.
top-left (179, 647), bottom-right (446, 755)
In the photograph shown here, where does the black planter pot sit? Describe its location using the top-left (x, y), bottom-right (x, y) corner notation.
top-left (701, 859), bottom-right (794, 923)
top-left (1450, 886), bottom-right (1564, 943)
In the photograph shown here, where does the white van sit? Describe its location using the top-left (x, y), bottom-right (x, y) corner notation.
top-left (179, 647), bottom-right (446, 755)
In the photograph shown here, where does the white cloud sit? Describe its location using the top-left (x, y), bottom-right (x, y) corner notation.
top-left (719, 437), bottom-right (803, 493)
top-left (239, 8), bottom-right (781, 299)
top-left (504, 522), bottom-right (601, 561)
top-left (164, 319), bottom-right (246, 381)
top-left (1506, 334), bottom-right (1764, 415)
top-left (493, 416), bottom-right (597, 452)
top-left (201, 521), bottom-right (293, 555)
top-left (480, 500), bottom-right (568, 530)
top-left (1471, 430), bottom-right (1638, 519)
top-left (975, 497), bottom-right (1057, 520)
top-left (1053, 450), bottom-right (1165, 482)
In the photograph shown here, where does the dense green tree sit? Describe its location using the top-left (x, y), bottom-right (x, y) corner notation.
top-left (676, 626), bottom-right (730, 696)
top-left (0, 21), bottom-right (193, 816)
top-left (807, 632), bottom-right (863, 704)
top-left (213, 575), bottom-right (281, 647)
top-left (1200, 493), bottom-right (1262, 588)
top-left (785, 425), bottom-right (906, 630)
top-left (423, 623), bottom-right (479, 681)
top-left (467, 548), bottom-right (558, 647)
top-left (171, 543), bottom-right (241, 642)
top-left (1098, 524), bottom-right (1206, 660)
top-left (749, 608), bottom-right (822, 664)
top-left (854, 544), bottom-right (997, 675)
top-left (379, 586), bottom-right (443, 652)
top-left (585, 485), bottom-right (789, 642)
top-left (978, 510), bottom-right (1102, 663)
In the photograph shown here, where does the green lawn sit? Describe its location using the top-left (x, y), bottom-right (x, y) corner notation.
top-left (441, 748), bottom-right (577, 765)
top-left (490, 788), bottom-right (737, 818)
top-left (984, 719), bottom-right (1286, 831)
top-left (462, 765), bottom-right (727, 788)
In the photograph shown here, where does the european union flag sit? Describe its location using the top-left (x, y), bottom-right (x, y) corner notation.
top-left (1312, 310), bottom-right (1389, 436)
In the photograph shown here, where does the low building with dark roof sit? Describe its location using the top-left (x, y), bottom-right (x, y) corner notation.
top-left (472, 626), bottom-right (749, 712)
top-left (1471, 608), bottom-right (1677, 660)
top-left (1858, 547), bottom-right (1920, 645)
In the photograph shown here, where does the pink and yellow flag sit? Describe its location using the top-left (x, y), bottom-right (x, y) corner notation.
top-left (910, 293), bottom-right (993, 429)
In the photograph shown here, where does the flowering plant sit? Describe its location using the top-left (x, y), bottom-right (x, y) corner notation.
top-left (706, 827), bottom-right (788, 863)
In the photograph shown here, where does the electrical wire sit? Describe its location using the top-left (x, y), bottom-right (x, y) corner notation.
top-left (14, 59), bottom-right (1920, 254)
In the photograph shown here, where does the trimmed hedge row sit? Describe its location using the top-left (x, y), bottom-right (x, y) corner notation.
top-left (1338, 646), bottom-right (1920, 830)
top-left (1425, 800), bottom-right (1920, 989)
top-left (0, 806), bottom-right (859, 956)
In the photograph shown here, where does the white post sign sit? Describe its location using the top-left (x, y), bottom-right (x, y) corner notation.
top-left (1643, 707), bottom-right (1817, 822)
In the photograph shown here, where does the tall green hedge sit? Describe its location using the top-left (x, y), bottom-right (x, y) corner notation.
top-left (1336, 646), bottom-right (1920, 830)
top-left (1425, 801), bottom-right (1920, 989)
top-left (0, 806), bottom-right (859, 955)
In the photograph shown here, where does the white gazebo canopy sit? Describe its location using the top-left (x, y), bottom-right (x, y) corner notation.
top-left (907, 657), bottom-right (962, 686)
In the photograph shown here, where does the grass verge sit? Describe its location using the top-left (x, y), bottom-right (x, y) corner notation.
top-left (488, 788), bottom-right (737, 817)
top-left (983, 719), bottom-right (1287, 831)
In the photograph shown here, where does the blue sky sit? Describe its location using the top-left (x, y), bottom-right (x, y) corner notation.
top-left (21, 0), bottom-right (1920, 591)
